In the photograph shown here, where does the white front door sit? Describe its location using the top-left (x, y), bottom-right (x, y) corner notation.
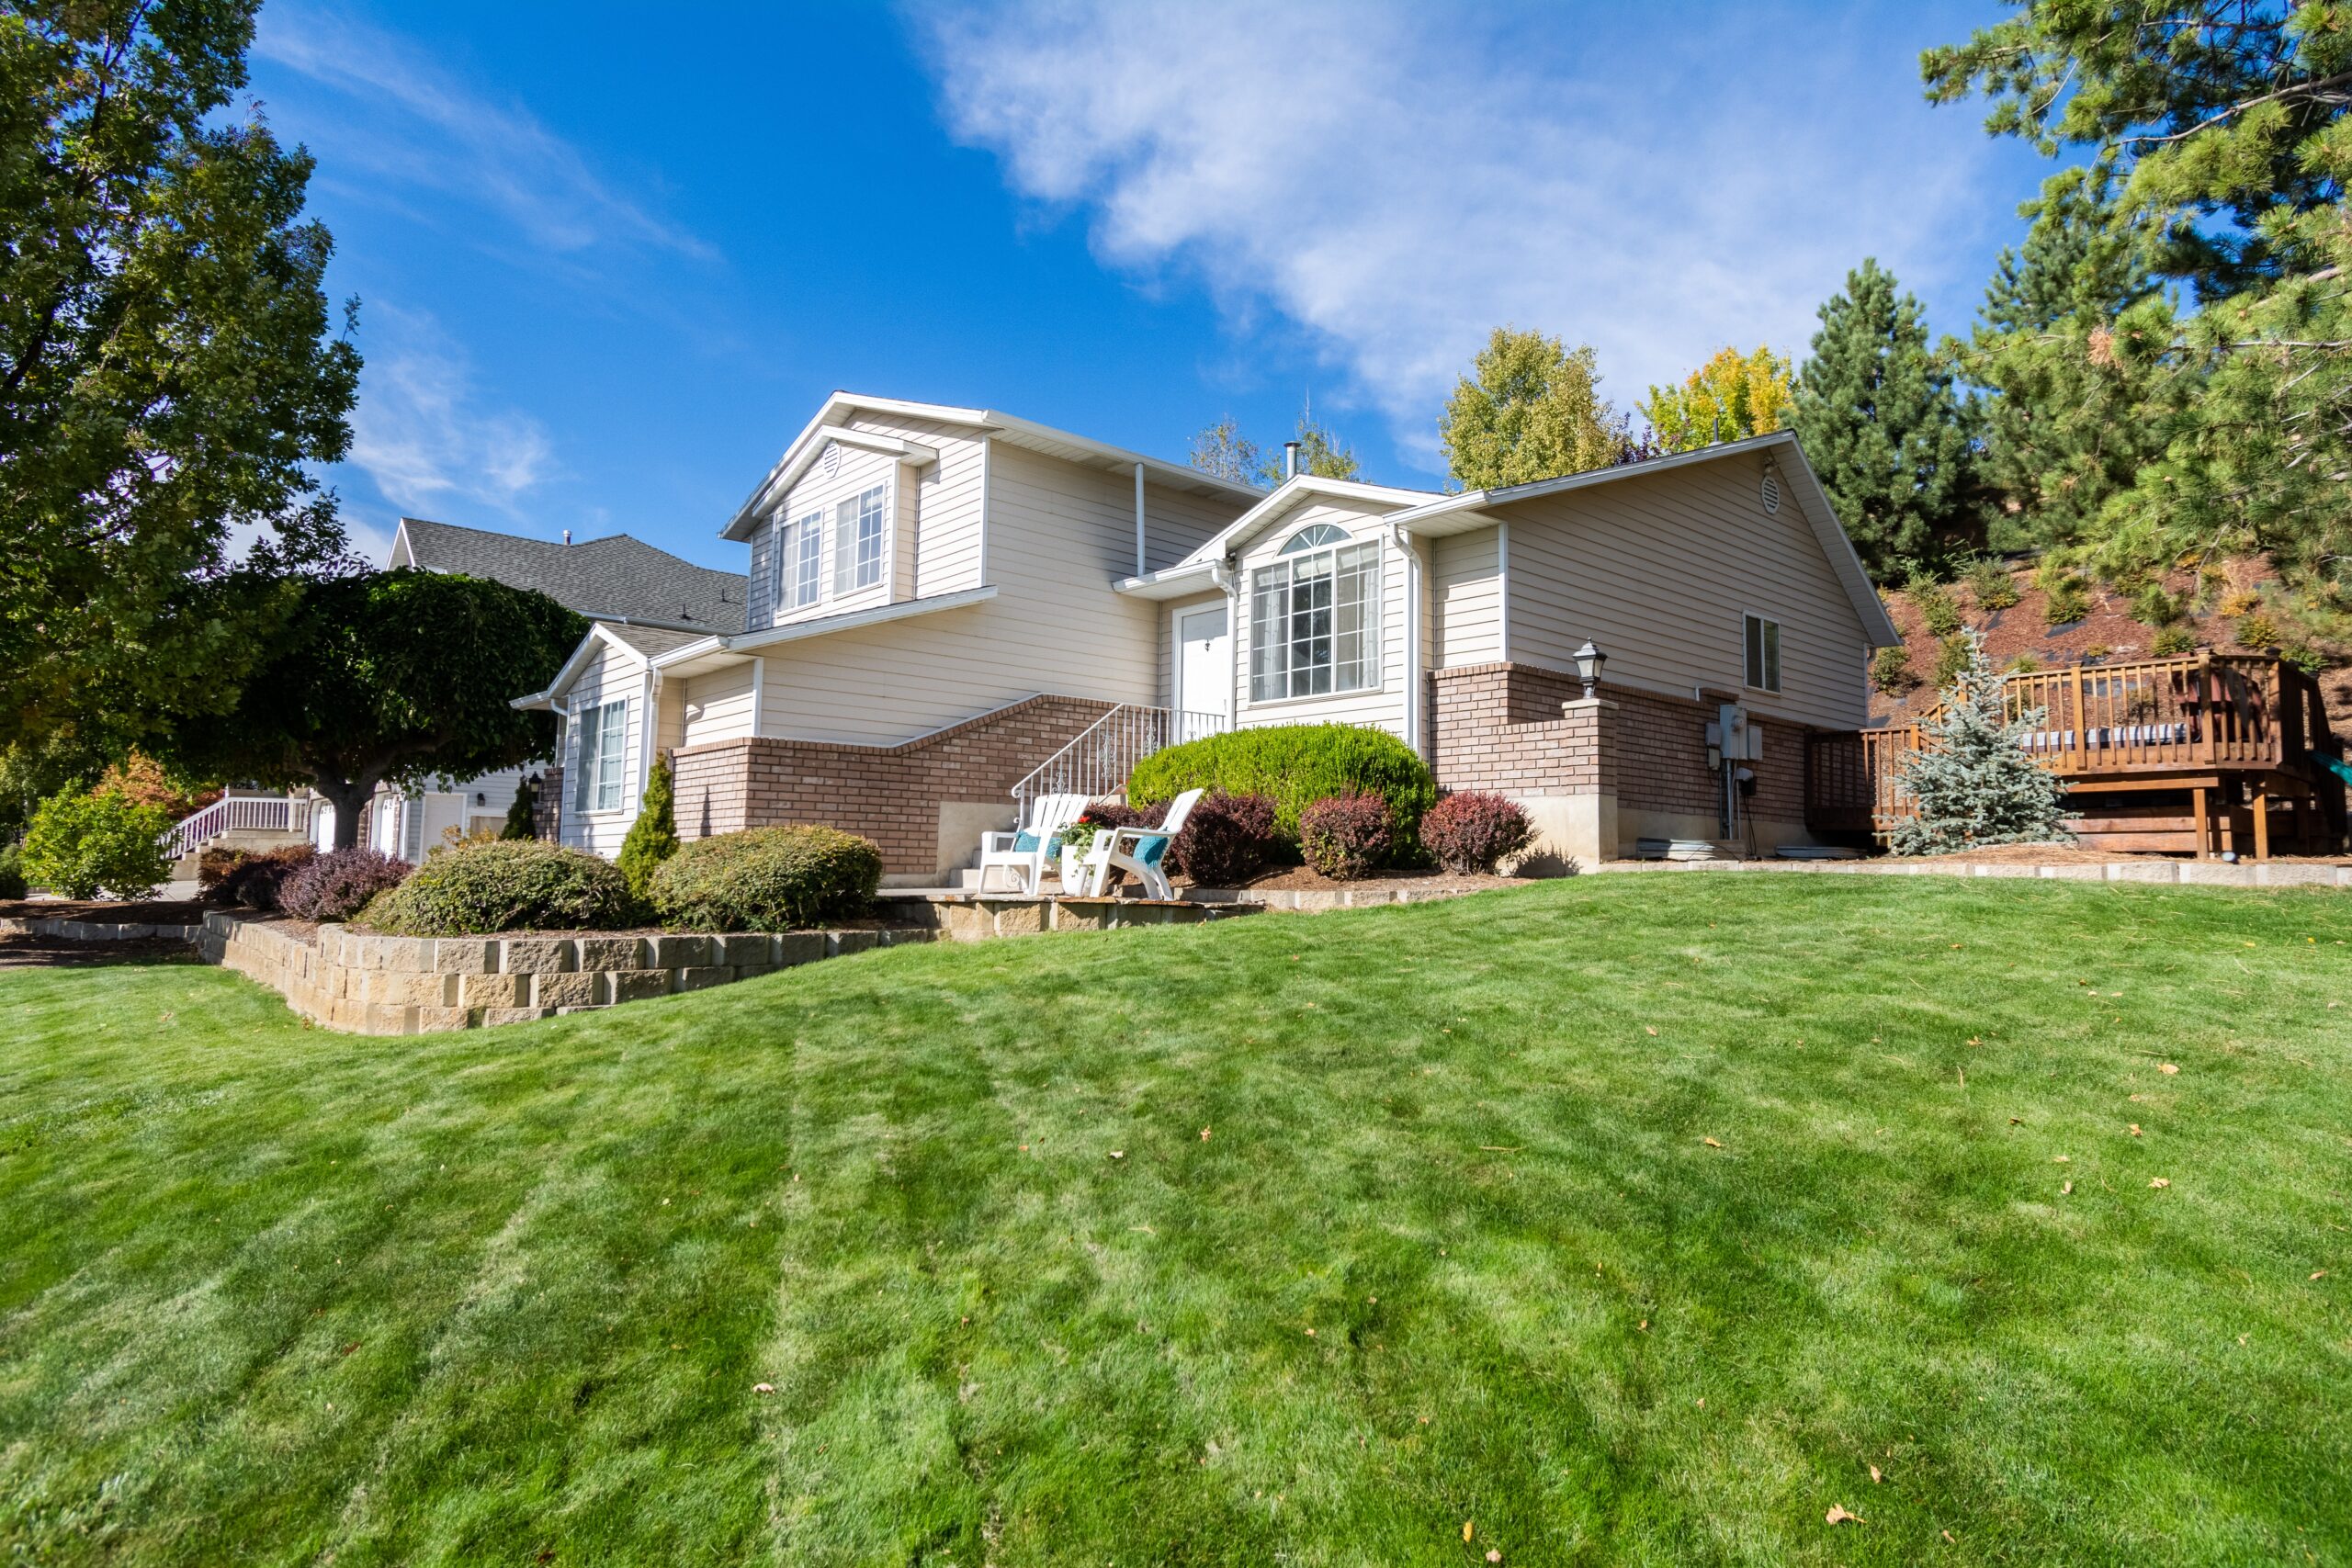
top-left (1175, 604), bottom-right (1231, 724)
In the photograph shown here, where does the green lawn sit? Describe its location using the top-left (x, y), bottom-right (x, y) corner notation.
top-left (3, 876), bottom-right (2348, 1566)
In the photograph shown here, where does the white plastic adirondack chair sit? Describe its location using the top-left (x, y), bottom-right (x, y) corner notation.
top-left (976, 794), bottom-right (1086, 893)
top-left (1073, 788), bottom-right (1204, 901)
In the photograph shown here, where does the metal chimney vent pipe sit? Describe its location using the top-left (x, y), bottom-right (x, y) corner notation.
top-left (1283, 440), bottom-right (1301, 479)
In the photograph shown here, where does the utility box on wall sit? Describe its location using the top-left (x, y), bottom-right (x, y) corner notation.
top-left (1707, 704), bottom-right (1762, 763)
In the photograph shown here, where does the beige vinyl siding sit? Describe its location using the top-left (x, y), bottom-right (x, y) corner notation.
top-left (557, 639), bottom-right (650, 859)
top-left (1431, 527), bottom-right (1503, 668)
top-left (1157, 588), bottom-right (1229, 712)
top-left (1231, 498), bottom-right (1411, 740)
top-left (752, 444), bottom-right (1244, 744)
top-left (848, 412), bottom-right (988, 599)
top-left (681, 661), bottom-right (755, 747)
top-left (1143, 479), bottom-right (1243, 572)
top-left (1498, 458), bottom-right (1870, 729)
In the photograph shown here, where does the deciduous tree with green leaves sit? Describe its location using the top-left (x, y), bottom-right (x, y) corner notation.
top-left (155, 571), bottom-right (586, 850)
top-left (0, 1), bottom-right (360, 757)
top-left (1189, 403), bottom-right (1363, 488)
top-left (1640, 345), bottom-right (1794, 453)
top-left (1789, 260), bottom-right (1978, 577)
top-left (1440, 327), bottom-right (1630, 489)
top-left (1925, 1), bottom-right (2352, 588)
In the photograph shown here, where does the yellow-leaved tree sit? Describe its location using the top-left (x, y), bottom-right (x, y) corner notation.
top-left (1639, 345), bottom-right (1794, 453)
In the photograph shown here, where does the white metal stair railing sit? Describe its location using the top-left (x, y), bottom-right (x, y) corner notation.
top-left (1011, 705), bottom-right (1228, 818)
top-left (163, 795), bottom-right (311, 861)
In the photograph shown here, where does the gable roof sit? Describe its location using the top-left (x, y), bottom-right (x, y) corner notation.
top-left (1380, 432), bottom-right (1901, 648)
top-left (392, 517), bottom-right (745, 633)
top-left (1171, 473), bottom-right (1441, 569)
top-left (721, 392), bottom-right (1265, 541)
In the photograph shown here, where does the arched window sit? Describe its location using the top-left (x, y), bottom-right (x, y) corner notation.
top-left (1250, 528), bottom-right (1380, 701)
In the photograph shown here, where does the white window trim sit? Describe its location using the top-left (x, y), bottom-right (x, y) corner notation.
top-left (573, 696), bottom-right (633, 816)
top-left (1742, 611), bottom-right (1782, 694)
top-left (1248, 536), bottom-right (1382, 704)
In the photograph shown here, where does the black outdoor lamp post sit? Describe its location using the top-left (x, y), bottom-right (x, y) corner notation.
top-left (1572, 639), bottom-right (1607, 700)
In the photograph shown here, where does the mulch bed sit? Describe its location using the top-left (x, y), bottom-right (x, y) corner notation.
top-left (0, 934), bottom-right (199, 969)
top-left (1210, 868), bottom-right (1531, 896)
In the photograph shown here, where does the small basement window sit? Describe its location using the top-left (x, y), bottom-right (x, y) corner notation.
top-left (1744, 613), bottom-right (1781, 694)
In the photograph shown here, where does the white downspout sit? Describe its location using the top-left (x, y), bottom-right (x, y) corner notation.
top-left (748, 656), bottom-right (765, 739)
top-left (1212, 559), bottom-right (1237, 725)
top-left (977, 437), bottom-right (993, 586)
top-left (1497, 520), bottom-right (1510, 664)
top-left (1134, 462), bottom-right (1147, 576)
top-left (1388, 522), bottom-right (1422, 758)
top-left (639, 667), bottom-right (659, 816)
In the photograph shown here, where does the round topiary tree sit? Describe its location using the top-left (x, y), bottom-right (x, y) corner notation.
top-left (1126, 724), bottom-right (1434, 853)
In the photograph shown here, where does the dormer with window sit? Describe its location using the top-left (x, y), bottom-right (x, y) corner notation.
top-left (746, 425), bottom-right (940, 629)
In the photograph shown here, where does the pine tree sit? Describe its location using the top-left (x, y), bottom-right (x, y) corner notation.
top-left (1789, 260), bottom-right (1976, 578)
top-left (1889, 630), bottom-right (2071, 854)
top-left (616, 752), bottom-right (679, 899)
top-left (502, 774), bottom-right (539, 840)
top-left (1962, 168), bottom-right (2182, 555)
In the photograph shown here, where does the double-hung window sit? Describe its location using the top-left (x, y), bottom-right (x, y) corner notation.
top-left (1743, 613), bottom-right (1781, 694)
top-left (572, 698), bottom-right (629, 813)
top-left (832, 484), bottom-right (886, 595)
top-left (773, 508), bottom-right (822, 615)
top-left (1249, 525), bottom-right (1380, 701)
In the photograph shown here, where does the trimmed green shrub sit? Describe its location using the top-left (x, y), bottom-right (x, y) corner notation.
top-left (21, 788), bottom-right (173, 900)
top-left (2150, 624), bottom-right (2198, 657)
top-left (1932, 634), bottom-right (1973, 689)
top-left (1127, 724), bottom-right (1435, 851)
top-left (2235, 613), bottom-right (2281, 651)
top-left (502, 775), bottom-right (539, 840)
top-left (281, 848), bottom-right (412, 922)
top-left (0, 841), bottom-right (26, 900)
top-left (211, 845), bottom-right (314, 911)
top-left (356, 839), bottom-right (638, 935)
top-left (1299, 792), bottom-right (1393, 880)
top-left (616, 754), bottom-right (680, 899)
top-left (2039, 570), bottom-right (2091, 626)
top-left (1421, 791), bottom-right (1533, 874)
top-left (649, 827), bottom-right (881, 931)
top-left (1907, 570), bottom-right (1962, 637)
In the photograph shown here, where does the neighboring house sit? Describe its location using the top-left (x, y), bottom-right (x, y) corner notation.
top-left (517, 393), bottom-right (1898, 881)
top-left (313, 518), bottom-right (746, 858)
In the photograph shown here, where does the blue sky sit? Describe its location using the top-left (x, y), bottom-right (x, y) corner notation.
top-left (245, 1), bottom-right (2055, 571)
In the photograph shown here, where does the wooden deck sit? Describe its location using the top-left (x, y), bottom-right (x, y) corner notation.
top-left (1804, 651), bottom-right (2348, 859)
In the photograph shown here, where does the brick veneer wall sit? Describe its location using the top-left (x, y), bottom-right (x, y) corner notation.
top-left (536, 767), bottom-right (563, 841)
top-left (1429, 663), bottom-right (1612, 795)
top-left (1429, 662), bottom-right (1809, 828)
top-left (670, 694), bottom-right (1118, 876)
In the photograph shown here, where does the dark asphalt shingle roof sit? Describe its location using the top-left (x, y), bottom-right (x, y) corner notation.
top-left (392, 518), bottom-right (745, 633)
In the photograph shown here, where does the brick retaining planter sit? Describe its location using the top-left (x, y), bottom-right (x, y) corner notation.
top-left (194, 912), bottom-right (936, 1036)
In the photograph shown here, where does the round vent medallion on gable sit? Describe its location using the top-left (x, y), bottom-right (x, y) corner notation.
top-left (820, 442), bottom-right (843, 479)
top-left (1760, 468), bottom-right (1782, 515)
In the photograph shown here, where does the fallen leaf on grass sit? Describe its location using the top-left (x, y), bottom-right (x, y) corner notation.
top-left (2053, 1155), bottom-right (2071, 1163)
top-left (1826, 1505), bottom-right (1862, 1526)
top-left (1109, 1151), bottom-right (1125, 1160)
top-left (2150, 1177), bottom-right (2171, 1189)
top-left (1200, 1127), bottom-right (1212, 1141)
top-left (1870, 1465), bottom-right (1883, 1483)
top-left (2313, 1270), bottom-right (2329, 1280)
top-left (1463, 1521), bottom-right (1475, 1542)
top-left (1702, 1137), bottom-right (1723, 1149)
top-left (1944, 1529), bottom-right (1957, 1543)
top-left (2130, 1124), bottom-right (2143, 1137)
top-left (753, 1382), bottom-right (775, 1394)
top-left (2063, 1181), bottom-right (2074, 1194)
top-left (1487, 1552), bottom-right (1502, 1564)
top-left (1645, 1026), bottom-right (1658, 1037)
top-left (2160, 1063), bottom-right (2180, 1075)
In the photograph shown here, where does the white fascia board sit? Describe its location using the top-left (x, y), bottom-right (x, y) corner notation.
top-left (1170, 474), bottom-right (1437, 570)
top-left (723, 419), bottom-right (944, 541)
top-left (511, 688), bottom-right (553, 712)
top-left (523, 621), bottom-right (630, 709)
top-left (658, 584), bottom-right (1000, 667)
top-left (1114, 561), bottom-right (1220, 600)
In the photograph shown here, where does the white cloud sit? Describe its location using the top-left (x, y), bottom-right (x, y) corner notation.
top-left (253, 4), bottom-right (706, 259)
top-left (348, 305), bottom-right (553, 520)
top-left (912, 0), bottom-right (2014, 467)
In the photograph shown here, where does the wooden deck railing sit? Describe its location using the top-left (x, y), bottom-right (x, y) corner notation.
top-left (1804, 650), bottom-right (2342, 832)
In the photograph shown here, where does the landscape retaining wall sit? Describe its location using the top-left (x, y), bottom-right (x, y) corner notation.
top-left (194, 912), bottom-right (934, 1036)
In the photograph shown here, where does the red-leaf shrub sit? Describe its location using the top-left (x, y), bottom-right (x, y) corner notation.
top-left (1170, 790), bottom-right (1276, 886)
top-left (197, 845), bottom-right (249, 893)
top-left (1299, 792), bottom-right (1392, 880)
top-left (1421, 791), bottom-right (1535, 874)
top-left (209, 845), bottom-right (315, 910)
top-left (280, 848), bottom-right (413, 922)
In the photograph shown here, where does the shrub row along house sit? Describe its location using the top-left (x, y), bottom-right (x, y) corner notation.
top-left (507, 393), bottom-right (1898, 881)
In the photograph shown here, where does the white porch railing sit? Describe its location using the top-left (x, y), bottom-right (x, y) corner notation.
top-left (164, 795), bottom-right (311, 860)
top-left (1012, 705), bottom-right (1228, 818)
